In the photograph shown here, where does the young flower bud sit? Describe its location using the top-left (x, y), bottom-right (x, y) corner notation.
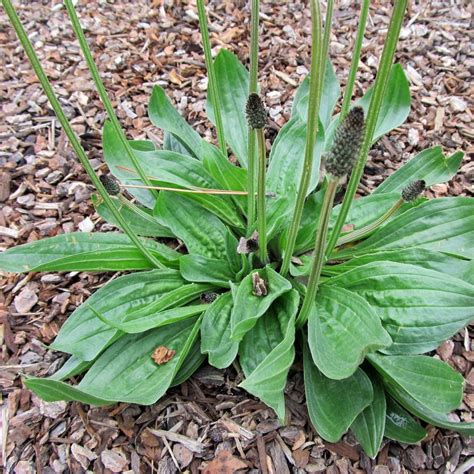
top-left (246, 93), bottom-right (267, 129)
top-left (100, 174), bottom-right (121, 196)
top-left (237, 231), bottom-right (259, 255)
top-left (401, 179), bottom-right (426, 202)
top-left (200, 291), bottom-right (219, 304)
top-left (325, 106), bottom-right (365, 179)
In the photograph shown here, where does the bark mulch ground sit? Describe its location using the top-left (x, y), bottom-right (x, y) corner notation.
top-left (1, 1), bottom-right (473, 473)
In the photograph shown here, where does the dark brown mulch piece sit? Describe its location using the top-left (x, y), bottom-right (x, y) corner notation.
top-left (1, 1), bottom-right (473, 472)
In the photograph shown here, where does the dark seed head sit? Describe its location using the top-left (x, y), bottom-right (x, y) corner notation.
top-left (100, 174), bottom-right (121, 196)
top-left (237, 231), bottom-right (259, 255)
top-left (200, 292), bottom-right (219, 304)
top-left (325, 106), bottom-right (365, 178)
top-left (246, 93), bottom-right (267, 129)
top-left (401, 179), bottom-right (426, 202)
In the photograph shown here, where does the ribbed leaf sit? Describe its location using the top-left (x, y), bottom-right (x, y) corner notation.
top-left (384, 396), bottom-right (427, 443)
top-left (374, 147), bottom-right (463, 194)
top-left (48, 356), bottom-right (92, 382)
top-left (230, 266), bottom-right (292, 341)
top-left (180, 254), bottom-right (234, 287)
top-left (77, 317), bottom-right (200, 404)
top-left (338, 198), bottom-right (474, 259)
top-left (207, 49), bottom-right (249, 167)
top-left (304, 342), bottom-right (373, 442)
top-left (350, 375), bottom-right (386, 459)
top-left (149, 85), bottom-right (203, 159)
top-left (239, 291), bottom-right (299, 421)
top-left (308, 286), bottom-right (392, 379)
top-left (201, 292), bottom-right (238, 369)
top-left (328, 262), bottom-right (474, 354)
top-left (0, 232), bottom-right (179, 273)
top-left (368, 353), bottom-right (464, 414)
top-left (51, 270), bottom-right (185, 360)
top-left (155, 192), bottom-right (227, 259)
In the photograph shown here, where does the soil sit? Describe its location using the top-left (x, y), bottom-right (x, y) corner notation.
top-left (1, 1), bottom-right (473, 473)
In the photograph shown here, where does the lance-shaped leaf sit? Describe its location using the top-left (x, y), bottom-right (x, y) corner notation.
top-left (149, 85), bottom-right (203, 159)
top-left (48, 356), bottom-right (93, 382)
top-left (180, 254), bottom-right (234, 288)
top-left (327, 248), bottom-right (471, 283)
top-left (374, 147), bottom-right (463, 194)
top-left (155, 192), bottom-right (228, 259)
top-left (384, 377), bottom-right (474, 437)
top-left (0, 232), bottom-right (179, 273)
top-left (304, 343), bottom-right (373, 442)
top-left (77, 317), bottom-right (200, 404)
top-left (368, 353), bottom-right (464, 414)
top-left (207, 49), bottom-right (249, 167)
top-left (308, 286), bottom-right (392, 379)
top-left (327, 262), bottom-right (474, 354)
top-left (338, 198), bottom-right (474, 259)
top-left (230, 266), bottom-right (292, 341)
top-left (51, 270), bottom-right (185, 360)
top-left (239, 291), bottom-right (299, 421)
top-left (384, 396), bottom-right (427, 443)
top-left (92, 194), bottom-right (174, 238)
top-left (201, 292), bottom-right (238, 369)
top-left (350, 375), bottom-right (386, 459)
top-left (171, 340), bottom-right (206, 387)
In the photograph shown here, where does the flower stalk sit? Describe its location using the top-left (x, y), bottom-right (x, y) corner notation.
top-left (247, 0), bottom-right (260, 231)
top-left (280, 0), bottom-right (324, 276)
top-left (196, 0), bottom-right (227, 153)
top-left (325, 0), bottom-right (408, 258)
top-left (64, 0), bottom-right (159, 200)
top-left (3, 0), bottom-right (164, 269)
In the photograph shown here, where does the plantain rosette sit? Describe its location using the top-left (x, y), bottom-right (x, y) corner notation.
top-left (2, 50), bottom-right (473, 458)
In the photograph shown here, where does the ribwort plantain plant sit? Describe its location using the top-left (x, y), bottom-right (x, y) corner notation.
top-left (2, 0), bottom-right (474, 458)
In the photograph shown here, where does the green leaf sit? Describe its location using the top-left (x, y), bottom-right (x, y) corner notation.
top-left (327, 248), bottom-right (471, 283)
top-left (384, 396), bottom-right (427, 443)
top-left (92, 194), bottom-right (174, 238)
top-left (368, 353), bottom-right (464, 414)
top-left (266, 118), bottom-right (324, 239)
top-left (385, 379), bottom-right (474, 437)
top-left (201, 292), bottom-right (238, 369)
top-left (351, 375), bottom-right (386, 459)
top-left (292, 60), bottom-right (340, 130)
top-left (163, 130), bottom-right (193, 156)
top-left (155, 192), bottom-right (228, 259)
top-left (338, 198), bottom-right (474, 259)
top-left (171, 340), bottom-right (206, 387)
top-left (304, 342), bottom-right (374, 442)
top-left (308, 286), bottom-right (392, 379)
top-left (356, 63), bottom-right (411, 142)
top-left (103, 120), bottom-right (155, 208)
top-left (224, 230), bottom-right (242, 275)
top-left (129, 139), bottom-right (156, 152)
top-left (327, 262), bottom-right (474, 354)
top-left (0, 232), bottom-right (179, 273)
top-left (77, 317), bottom-right (200, 404)
top-left (240, 290), bottom-right (299, 376)
top-left (180, 254), bottom-right (234, 287)
top-left (374, 147), bottom-right (464, 194)
top-left (207, 49), bottom-right (249, 167)
top-left (230, 265), bottom-right (292, 341)
top-left (24, 378), bottom-right (110, 405)
top-left (51, 269), bottom-right (185, 360)
top-left (239, 291), bottom-right (299, 421)
top-left (149, 84), bottom-right (203, 159)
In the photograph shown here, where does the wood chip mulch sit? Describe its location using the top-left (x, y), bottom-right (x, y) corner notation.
top-left (1, 1), bottom-right (473, 473)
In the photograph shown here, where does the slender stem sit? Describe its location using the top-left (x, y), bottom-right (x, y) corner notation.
top-left (247, 0), bottom-right (260, 232)
top-left (296, 179), bottom-right (338, 327)
top-left (321, 0), bottom-right (334, 65)
top-left (3, 0), bottom-right (163, 269)
top-left (335, 198), bottom-right (402, 247)
top-left (64, 0), bottom-right (158, 200)
top-left (196, 0), bottom-right (226, 152)
top-left (339, 0), bottom-right (370, 121)
top-left (122, 183), bottom-right (258, 196)
top-left (256, 129), bottom-right (268, 263)
top-left (325, 0), bottom-right (407, 258)
top-left (280, 0), bottom-right (324, 276)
